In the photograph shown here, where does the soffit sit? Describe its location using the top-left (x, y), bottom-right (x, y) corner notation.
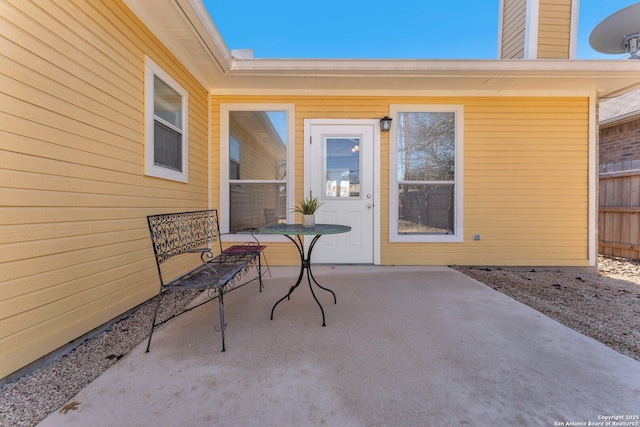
top-left (123, 0), bottom-right (640, 99)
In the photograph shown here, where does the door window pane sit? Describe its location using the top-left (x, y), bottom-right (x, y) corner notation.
top-left (324, 137), bottom-right (361, 198)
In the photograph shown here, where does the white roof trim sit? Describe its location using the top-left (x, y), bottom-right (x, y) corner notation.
top-left (124, 0), bottom-right (640, 98)
top-left (228, 58), bottom-right (640, 75)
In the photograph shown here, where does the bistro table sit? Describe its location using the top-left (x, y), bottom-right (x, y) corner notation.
top-left (260, 223), bottom-right (351, 326)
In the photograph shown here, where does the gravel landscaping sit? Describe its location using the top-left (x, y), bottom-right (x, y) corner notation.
top-left (0, 289), bottom-right (199, 427)
top-left (1, 256), bottom-right (639, 427)
top-left (453, 255), bottom-right (640, 362)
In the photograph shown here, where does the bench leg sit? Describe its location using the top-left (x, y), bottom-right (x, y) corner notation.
top-left (145, 289), bottom-right (164, 353)
top-left (214, 288), bottom-right (226, 352)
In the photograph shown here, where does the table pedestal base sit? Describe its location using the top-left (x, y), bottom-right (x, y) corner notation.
top-left (270, 234), bottom-right (336, 326)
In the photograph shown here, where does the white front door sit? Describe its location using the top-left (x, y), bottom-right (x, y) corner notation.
top-left (305, 120), bottom-right (378, 264)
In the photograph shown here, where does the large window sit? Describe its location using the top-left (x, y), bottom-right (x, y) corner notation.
top-left (145, 57), bottom-right (188, 182)
top-left (220, 105), bottom-right (295, 233)
top-left (389, 105), bottom-right (463, 242)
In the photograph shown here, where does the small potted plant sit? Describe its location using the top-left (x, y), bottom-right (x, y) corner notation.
top-left (293, 194), bottom-right (323, 227)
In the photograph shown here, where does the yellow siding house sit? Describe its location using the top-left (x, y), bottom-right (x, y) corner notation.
top-left (1, 0), bottom-right (639, 381)
top-left (498, 0), bottom-right (578, 59)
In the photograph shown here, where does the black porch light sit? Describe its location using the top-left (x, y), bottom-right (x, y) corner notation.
top-left (380, 116), bottom-right (392, 132)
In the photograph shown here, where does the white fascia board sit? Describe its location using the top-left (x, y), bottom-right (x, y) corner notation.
top-left (229, 58), bottom-right (640, 76)
top-left (217, 58), bottom-right (640, 98)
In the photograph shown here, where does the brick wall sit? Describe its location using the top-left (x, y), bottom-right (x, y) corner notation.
top-left (599, 118), bottom-right (640, 165)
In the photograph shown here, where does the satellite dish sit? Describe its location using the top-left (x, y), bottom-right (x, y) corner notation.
top-left (589, 3), bottom-right (640, 59)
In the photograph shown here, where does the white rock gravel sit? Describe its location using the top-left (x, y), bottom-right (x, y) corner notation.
top-left (1, 257), bottom-right (639, 427)
top-left (0, 289), bottom-right (198, 427)
top-left (454, 256), bottom-right (640, 361)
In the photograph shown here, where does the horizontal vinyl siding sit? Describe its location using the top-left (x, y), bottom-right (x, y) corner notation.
top-left (0, 0), bottom-right (209, 379)
top-left (501, 0), bottom-right (526, 59)
top-left (387, 97), bottom-right (589, 266)
top-left (537, 0), bottom-right (572, 59)
top-left (211, 95), bottom-right (590, 268)
top-left (212, 96), bottom-right (392, 265)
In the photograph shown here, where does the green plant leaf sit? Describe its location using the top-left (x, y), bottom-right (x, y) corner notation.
top-left (292, 195), bottom-right (323, 215)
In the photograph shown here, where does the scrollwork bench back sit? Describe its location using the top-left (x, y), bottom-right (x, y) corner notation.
top-left (146, 209), bottom-right (265, 352)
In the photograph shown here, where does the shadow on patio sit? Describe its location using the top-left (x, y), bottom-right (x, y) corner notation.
top-left (38, 266), bottom-right (640, 426)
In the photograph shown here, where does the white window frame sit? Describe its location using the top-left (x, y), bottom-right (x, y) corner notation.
top-left (389, 104), bottom-right (464, 243)
top-left (220, 104), bottom-right (295, 240)
top-left (144, 56), bottom-right (188, 183)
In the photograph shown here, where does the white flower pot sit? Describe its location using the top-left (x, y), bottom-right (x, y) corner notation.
top-left (302, 214), bottom-right (315, 227)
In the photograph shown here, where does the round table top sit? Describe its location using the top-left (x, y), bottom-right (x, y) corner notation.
top-left (260, 223), bottom-right (351, 235)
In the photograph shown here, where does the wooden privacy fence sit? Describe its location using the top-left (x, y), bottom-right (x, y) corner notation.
top-left (599, 160), bottom-right (640, 260)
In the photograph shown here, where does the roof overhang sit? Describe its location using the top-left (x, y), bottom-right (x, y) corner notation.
top-left (123, 0), bottom-right (640, 99)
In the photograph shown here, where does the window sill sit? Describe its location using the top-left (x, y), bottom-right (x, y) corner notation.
top-left (389, 233), bottom-right (463, 243)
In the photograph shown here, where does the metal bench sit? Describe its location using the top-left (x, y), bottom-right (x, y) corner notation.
top-left (145, 209), bottom-right (265, 352)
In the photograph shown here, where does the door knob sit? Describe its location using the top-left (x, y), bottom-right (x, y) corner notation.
top-left (366, 204), bottom-right (372, 209)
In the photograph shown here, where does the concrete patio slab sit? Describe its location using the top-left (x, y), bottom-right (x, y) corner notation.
top-left (38, 266), bottom-right (640, 426)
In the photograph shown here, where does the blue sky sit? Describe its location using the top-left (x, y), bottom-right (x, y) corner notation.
top-left (204, 0), bottom-right (638, 60)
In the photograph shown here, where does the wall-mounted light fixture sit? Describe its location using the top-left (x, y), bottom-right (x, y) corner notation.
top-left (380, 116), bottom-right (392, 132)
